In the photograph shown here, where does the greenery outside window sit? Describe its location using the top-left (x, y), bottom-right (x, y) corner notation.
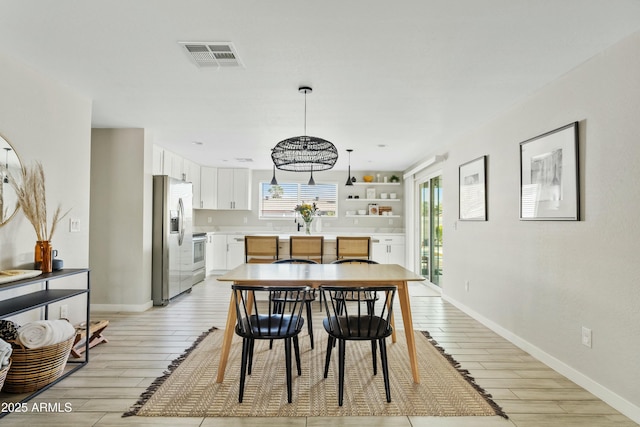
top-left (259, 182), bottom-right (337, 219)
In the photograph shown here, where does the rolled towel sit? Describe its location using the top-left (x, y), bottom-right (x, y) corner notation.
top-left (0, 338), bottom-right (12, 367)
top-left (0, 319), bottom-right (19, 341)
top-left (17, 320), bottom-right (75, 349)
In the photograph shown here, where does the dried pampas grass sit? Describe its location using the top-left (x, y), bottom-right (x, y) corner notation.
top-left (10, 162), bottom-right (70, 241)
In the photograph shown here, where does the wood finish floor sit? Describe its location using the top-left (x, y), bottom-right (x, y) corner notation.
top-left (1, 277), bottom-right (636, 426)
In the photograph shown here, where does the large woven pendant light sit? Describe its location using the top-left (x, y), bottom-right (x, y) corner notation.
top-left (271, 86), bottom-right (338, 185)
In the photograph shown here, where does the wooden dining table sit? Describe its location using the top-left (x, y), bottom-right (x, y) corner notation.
top-left (215, 262), bottom-right (425, 383)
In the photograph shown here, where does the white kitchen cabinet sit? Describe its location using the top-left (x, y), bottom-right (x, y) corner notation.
top-left (226, 235), bottom-right (245, 269)
top-left (204, 233), bottom-right (217, 274)
top-left (162, 150), bottom-right (184, 180)
top-left (208, 233), bottom-right (227, 273)
top-left (372, 235), bottom-right (405, 266)
top-left (217, 168), bottom-right (251, 210)
top-left (199, 166), bottom-right (218, 209)
top-left (183, 159), bottom-right (198, 181)
top-left (183, 159), bottom-right (200, 203)
top-left (208, 234), bottom-right (245, 273)
top-left (152, 145), bottom-right (164, 175)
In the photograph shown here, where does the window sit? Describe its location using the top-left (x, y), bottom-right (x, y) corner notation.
top-left (259, 182), bottom-right (338, 219)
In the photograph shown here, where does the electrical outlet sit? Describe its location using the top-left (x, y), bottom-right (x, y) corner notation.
top-left (243, 216), bottom-right (248, 224)
top-left (60, 304), bottom-right (69, 319)
top-left (354, 219), bottom-right (359, 225)
top-left (582, 326), bottom-right (592, 348)
top-left (388, 219), bottom-right (394, 225)
top-left (207, 216), bottom-right (212, 223)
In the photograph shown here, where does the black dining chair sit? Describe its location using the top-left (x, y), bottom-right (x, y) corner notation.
top-left (232, 284), bottom-right (310, 403)
top-left (320, 285), bottom-right (397, 406)
top-left (331, 258), bottom-right (380, 314)
top-left (271, 258), bottom-right (318, 349)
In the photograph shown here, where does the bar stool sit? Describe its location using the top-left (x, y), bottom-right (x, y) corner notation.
top-left (336, 236), bottom-right (371, 260)
top-left (244, 235), bottom-right (279, 263)
top-left (290, 235), bottom-right (324, 263)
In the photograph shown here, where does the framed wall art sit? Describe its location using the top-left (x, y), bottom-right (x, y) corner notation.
top-left (519, 122), bottom-right (579, 220)
top-left (365, 187), bottom-right (376, 199)
top-left (459, 155), bottom-right (487, 221)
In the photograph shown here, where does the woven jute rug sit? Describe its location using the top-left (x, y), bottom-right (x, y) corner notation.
top-left (124, 327), bottom-right (507, 418)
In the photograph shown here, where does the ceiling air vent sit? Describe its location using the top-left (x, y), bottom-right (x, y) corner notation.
top-left (179, 42), bottom-right (243, 68)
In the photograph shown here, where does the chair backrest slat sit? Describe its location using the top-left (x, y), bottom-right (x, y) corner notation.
top-left (232, 285), bottom-right (309, 339)
top-left (321, 285), bottom-right (396, 340)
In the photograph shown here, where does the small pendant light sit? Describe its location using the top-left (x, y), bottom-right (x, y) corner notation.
top-left (308, 165), bottom-right (315, 186)
top-left (270, 164), bottom-right (278, 186)
top-left (345, 149), bottom-right (354, 186)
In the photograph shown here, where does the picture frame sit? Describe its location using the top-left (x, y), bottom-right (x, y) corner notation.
top-left (368, 203), bottom-right (379, 216)
top-left (459, 155), bottom-right (487, 221)
top-left (519, 122), bottom-right (579, 220)
top-left (365, 187), bottom-right (376, 200)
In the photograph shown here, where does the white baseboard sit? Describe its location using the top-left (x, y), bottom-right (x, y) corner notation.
top-left (442, 294), bottom-right (640, 425)
top-left (91, 300), bottom-right (153, 313)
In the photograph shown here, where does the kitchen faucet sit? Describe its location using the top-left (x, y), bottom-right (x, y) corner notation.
top-left (295, 219), bottom-right (303, 232)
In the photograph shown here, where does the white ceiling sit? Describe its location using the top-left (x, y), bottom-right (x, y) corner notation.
top-left (1, 1), bottom-right (640, 172)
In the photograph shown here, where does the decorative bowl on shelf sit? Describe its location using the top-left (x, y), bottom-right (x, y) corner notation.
top-left (363, 175), bottom-right (374, 182)
top-left (357, 209), bottom-right (367, 215)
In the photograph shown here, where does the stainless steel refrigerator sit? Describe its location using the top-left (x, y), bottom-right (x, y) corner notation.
top-left (152, 175), bottom-right (193, 306)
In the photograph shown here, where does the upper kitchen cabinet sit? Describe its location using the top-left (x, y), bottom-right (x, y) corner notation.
top-left (199, 166), bottom-right (218, 209)
top-left (152, 145), bottom-right (164, 175)
top-left (217, 168), bottom-right (251, 210)
top-left (162, 149), bottom-right (184, 180)
top-left (183, 159), bottom-right (200, 203)
top-left (153, 146), bottom-right (200, 198)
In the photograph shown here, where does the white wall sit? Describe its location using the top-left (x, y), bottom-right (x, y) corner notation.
top-left (0, 52), bottom-right (92, 324)
top-left (412, 31), bottom-right (640, 419)
top-left (89, 129), bottom-right (153, 311)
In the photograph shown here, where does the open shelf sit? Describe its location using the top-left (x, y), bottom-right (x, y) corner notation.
top-left (0, 268), bottom-right (90, 416)
top-left (352, 182), bottom-right (401, 186)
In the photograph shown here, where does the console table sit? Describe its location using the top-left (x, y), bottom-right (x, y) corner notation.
top-left (0, 269), bottom-right (90, 413)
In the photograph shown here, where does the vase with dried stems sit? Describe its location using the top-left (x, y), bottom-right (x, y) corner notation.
top-left (10, 162), bottom-right (70, 273)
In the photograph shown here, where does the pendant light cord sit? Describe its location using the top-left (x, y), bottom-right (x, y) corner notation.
top-left (304, 90), bottom-right (307, 136)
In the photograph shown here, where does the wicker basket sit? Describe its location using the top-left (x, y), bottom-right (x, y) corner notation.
top-left (3, 335), bottom-right (74, 393)
top-left (0, 360), bottom-right (10, 391)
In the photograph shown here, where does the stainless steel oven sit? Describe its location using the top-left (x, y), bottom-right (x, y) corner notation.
top-left (193, 233), bottom-right (206, 284)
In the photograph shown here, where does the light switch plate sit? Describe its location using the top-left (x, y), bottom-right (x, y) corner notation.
top-left (69, 218), bottom-right (80, 232)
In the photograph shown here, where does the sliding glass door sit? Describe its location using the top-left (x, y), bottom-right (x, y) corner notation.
top-left (418, 175), bottom-right (443, 286)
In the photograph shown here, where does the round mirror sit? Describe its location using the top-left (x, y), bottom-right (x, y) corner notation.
top-left (0, 133), bottom-right (23, 227)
